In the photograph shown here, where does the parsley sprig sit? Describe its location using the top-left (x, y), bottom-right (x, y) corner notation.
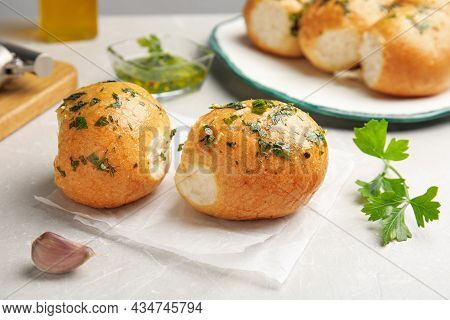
top-left (354, 119), bottom-right (440, 245)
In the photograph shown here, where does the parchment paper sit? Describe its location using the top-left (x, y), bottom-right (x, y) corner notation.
top-left (35, 115), bottom-right (354, 283)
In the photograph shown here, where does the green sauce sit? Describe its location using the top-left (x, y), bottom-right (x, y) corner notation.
top-left (113, 35), bottom-right (207, 94)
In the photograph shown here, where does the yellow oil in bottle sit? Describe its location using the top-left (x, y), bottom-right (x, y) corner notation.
top-left (38, 0), bottom-right (97, 42)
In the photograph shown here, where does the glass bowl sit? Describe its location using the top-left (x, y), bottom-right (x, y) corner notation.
top-left (107, 34), bottom-right (214, 98)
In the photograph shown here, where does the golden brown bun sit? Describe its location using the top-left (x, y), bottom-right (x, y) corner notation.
top-left (360, 3), bottom-right (450, 96)
top-left (299, 0), bottom-right (393, 72)
top-left (54, 81), bottom-right (171, 208)
top-left (175, 100), bottom-right (328, 220)
top-left (244, 0), bottom-right (306, 57)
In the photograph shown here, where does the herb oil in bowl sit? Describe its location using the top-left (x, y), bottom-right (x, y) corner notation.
top-left (108, 35), bottom-right (214, 98)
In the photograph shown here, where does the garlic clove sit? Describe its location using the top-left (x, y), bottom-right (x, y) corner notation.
top-left (31, 232), bottom-right (94, 274)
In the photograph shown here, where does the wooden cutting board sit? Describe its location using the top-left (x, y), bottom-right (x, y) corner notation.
top-left (0, 61), bottom-right (77, 141)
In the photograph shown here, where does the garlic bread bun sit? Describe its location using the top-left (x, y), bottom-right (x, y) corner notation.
top-left (244, 0), bottom-right (308, 57)
top-left (54, 81), bottom-right (171, 208)
top-left (175, 100), bottom-right (328, 220)
top-left (360, 2), bottom-right (450, 96)
top-left (299, 0), bottom-right (394, 72)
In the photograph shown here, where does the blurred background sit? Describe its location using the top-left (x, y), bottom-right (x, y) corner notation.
top-left (0, 0), bottom-right (243, 18)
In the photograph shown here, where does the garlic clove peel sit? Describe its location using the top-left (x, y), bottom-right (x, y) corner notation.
top-left (31, 232), bottom-right (94, 274)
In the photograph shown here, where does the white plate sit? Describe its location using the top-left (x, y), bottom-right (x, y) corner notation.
top-left (209, 16), bottom-right (450, 123)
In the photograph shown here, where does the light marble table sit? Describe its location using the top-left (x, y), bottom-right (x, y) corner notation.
top-left (1, 14), bottom-right (449, 300)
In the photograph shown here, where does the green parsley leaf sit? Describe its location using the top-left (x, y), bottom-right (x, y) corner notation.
top-left (382, 206), bottom-right (412, 245)
top-left (356, 174), bottom-right (384, 198)
top-left (257, 139), bottom-right (290, 160)
top-left (271, 146), bottom-right (290, 160)
top-left (200, 135), bottom-right (215, 146)
top-left (137, 34), bottom-right (163, 53)
top-left (362, 191), bottom-right (405, 221)
top-left (226, 102), bottom-right (245, 109)
top-left (170, 128), bottom-right (176, 139)
top-left (87, 153), bottom-right (99, 164)
top-left (357, 176), bottom-right (406, 199)
top-left (177, 143), bottom-right (184, 151)
top-left (354, 119), bottom-right (408, 161)
top-left (210, 101), bottom-right (245, 110)
top-left (111, 93), bottom-right (121, 108)
top-left (69, 116), bottom-right (88, 130)
top-left (258, 139), bottom-right (271, 154)
top-left (384, 138), bottom-right (409, 161)
top-left (305, 130), bottom-right (326, 146)
top-left (56, 166), bottom-right (66, 177)
top-left (268, 106), bottom-right (296, 125)
top-left (90, 97), bottom-right (100, 106)
top-left (70, 158), bottom-right (80, 171)
top-left (382, 177), bottom-right (407, 197)
top-left (69, 101), bottom-right (88, 112)
top-left (245, 121), bottom-right (267, 137)
top-left (353, 119), bottom-right (387, 159)
top-left (410, 186), bottom-right (440, 228)
top-left (95, 116), bottom-right (109, 127)
top-left (122, 87), bottom-right (138, 97)
top-left (289, 12), bottom-right (302, 36)
top-left (223, 115), bottom-right (238, 125)
top-left (199, 125), bottom-right (215, 147)
top-left (252, 99), bottom-right (273, 115)
top-left (87, 152), bottom-right (116, 176)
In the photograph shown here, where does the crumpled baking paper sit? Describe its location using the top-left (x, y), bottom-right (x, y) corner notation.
top-left (35, 114), bottom-right (354, 284)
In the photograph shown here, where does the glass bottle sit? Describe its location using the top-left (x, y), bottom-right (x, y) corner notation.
top-left (38, 0), bottom-right (97, 42)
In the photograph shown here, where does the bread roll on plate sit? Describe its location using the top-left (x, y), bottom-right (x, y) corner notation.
top-left (175, 100), bottom-right (328, 220)
top-left (299, 0), bottom-right (394, 72)
top-left (360, 1), bottom-right (450, 96)
top-left (244, 0), bottom-right (308, 57)
top-left (54, 81), bottom-right (171, 208)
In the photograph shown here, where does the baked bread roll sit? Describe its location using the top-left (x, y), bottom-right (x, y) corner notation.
top-left (54, 81), bottom-right (171, 208)
top-left (299, 0), bottom-right (394, 72)
top-left (360, 1), bottom-right (450, 96)
top-left (175, 100), bottom-right (328, 220)
top-left (244, 0), bottom-right (308, 57)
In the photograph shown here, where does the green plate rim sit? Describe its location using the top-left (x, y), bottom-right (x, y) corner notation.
top-left (208, 16), bottom-right (450, 123)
